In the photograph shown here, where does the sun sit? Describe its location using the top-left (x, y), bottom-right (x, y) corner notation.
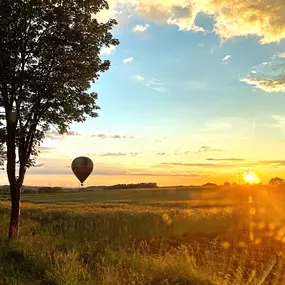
top-left (244, 172), bottom-right (260, 184)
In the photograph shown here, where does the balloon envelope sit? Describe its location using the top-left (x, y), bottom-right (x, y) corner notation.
top-left (71, 157), bottom-right (93, 186)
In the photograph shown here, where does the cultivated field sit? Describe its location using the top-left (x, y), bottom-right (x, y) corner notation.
top-left (1, 185), bottom-right (285, 284)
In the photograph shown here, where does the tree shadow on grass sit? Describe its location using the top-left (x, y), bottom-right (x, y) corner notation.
top-left (0, 241), bottom-right (53, 285)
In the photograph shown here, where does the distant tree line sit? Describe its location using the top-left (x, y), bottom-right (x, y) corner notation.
top-left (38, 187), bottom-right (64, 193)
top-left (11, 182), bottom-right (159, 194)
top-left (4, 178), bottom-right (285, 195)
top-left (104, 183), bottom-right (157, 190)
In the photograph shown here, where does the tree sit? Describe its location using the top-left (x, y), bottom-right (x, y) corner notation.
top-left (269, 177), bottom-right (285, 185)
top-left (224, 182), bottom-right (230, 187)
top-left (202, 182), bottom-right (218, 187)
top-left (0, 144), bottom-right (5, 169)
top-left (0, 0), bottom-right (119, 239)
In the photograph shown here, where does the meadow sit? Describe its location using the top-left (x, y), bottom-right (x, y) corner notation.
top-left (1, 185), bottom-right (285, 284)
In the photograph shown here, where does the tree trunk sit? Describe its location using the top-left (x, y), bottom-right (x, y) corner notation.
top-left (5, 109), bottom-right (20, 240)
top-left (8, 184), bottom-right (21, 239)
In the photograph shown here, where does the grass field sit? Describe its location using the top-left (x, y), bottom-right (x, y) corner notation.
top-left (1, 185), bottom-right (285, 284)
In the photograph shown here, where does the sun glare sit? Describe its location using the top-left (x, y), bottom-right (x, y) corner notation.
top-left (244, 172), bottom-right (260, 184)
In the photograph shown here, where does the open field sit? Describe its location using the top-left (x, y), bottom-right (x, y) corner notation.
top-left (1, 185), bottom-right (285, 284)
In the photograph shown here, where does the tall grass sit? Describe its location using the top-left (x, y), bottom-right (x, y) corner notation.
top-left (0, 187), bottom-right (285, 284)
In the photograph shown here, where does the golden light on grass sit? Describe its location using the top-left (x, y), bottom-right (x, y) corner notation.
top-left (269, 222), bottom-right (277, 231)
top-left (249, 208), bottom-right (256, 215)
top-left (254, 238), bottom-right (262, 245)
top-left (257, 222), bottom-right (266, 230)
top-left (162, 213), bottom-right (169, 222)
top-left (238, 241), bottom-right (246, 248)
top-left (244, 172), bottom-right (260, 184)
top-left (221, 241), bottom-right (231, 249)
top-left (248, 196), bottom-right (253, 203)
top-left (250, 232), bottom-right (254, 241)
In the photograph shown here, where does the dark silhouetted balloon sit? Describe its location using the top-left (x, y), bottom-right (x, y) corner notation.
top-left (71, 157), bottom-right (93, 186)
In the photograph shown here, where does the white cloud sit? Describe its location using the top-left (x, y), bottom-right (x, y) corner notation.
top-left (223, 55), bottom-right (231, 62)
top-left (241, 56), bottom-right (285, 93)
top-left (146, 79), bottom-right (168, 93)
top-left (100, 45), bottom-right (117, 55)
top-left (272, 115), bottom-right (285, 128)
top-left (96, 0), bottom-right (285, 44)
top-left (241, 77), bottom-right (285, 93)
top-left (132, 24), bottom-right (150, 32)
top-left (279, 52), bottom-right (285, 58)
top-left (123, 57), bottom-right (134, 64)
top-left (132, 76), bottom-right (168, 93)
top-left (133, 75), bottom-right (145, 82)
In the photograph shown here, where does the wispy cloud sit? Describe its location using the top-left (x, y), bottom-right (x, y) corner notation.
top-left (133, 75), bottom-right (145, 82)
top-left (222, 55), bottom-right (231, 62)
top-left (31, 162), bottom-right (206, 177)
top-left (133, 75), bottom-right (168, 93)
top-left (258, 160), bottom-right (285, 166)
top-left (123, 57), bottom-right (134, 64)
top-left (154, 137), bottom-right (168, 144)
top-left (279, 52), bottom-right (285, 58)
top-left (45, 132), bottom-right (134, 140)
top-left (89, 152), bottom-right (140, 157)
top-left (36, 146), bottom-right (56, 153)
top-left (160, 162), bottom-right (235, 168)
top-left (100, 45), bottom-right (117, 55)
top-left (156, 152), bottom-right (167, 156)
top-left (272, 115), bottom-right (285, 128)
top-left (45, 131), bottom-right (64, 140)
top-left (241, 77), bottom-right (285, 93)
top-left (241, 56), bottom-right (285, 92)
top-left (132, 24), bottom-right (150, 32)
top-left (196, 146), bottom-right (223, 154)
top-left (146, 79), bottom-right (168, 93)
top-left (33, 163), bottom-right (45, 168)
top-left (45, 130), bottom-right (80, 140)
top-left (91, 134), bottom-right (134, 139)
top-left (206, 158), bottom-right (245, 162)
top-left (67, 131), bottom-right (80, 136)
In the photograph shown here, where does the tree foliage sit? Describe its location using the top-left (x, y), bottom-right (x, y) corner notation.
top-left (269, 177), bottom-right (285, 185)
top-left (0, 144), bottom-right (5, 165)
top-left (0, 0), bottom-right (119, 239)
top-left (202, 182), bottom-right (218, 187)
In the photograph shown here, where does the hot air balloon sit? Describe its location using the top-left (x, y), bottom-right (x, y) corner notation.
top-left (71, 157), bottom-right (93, 187)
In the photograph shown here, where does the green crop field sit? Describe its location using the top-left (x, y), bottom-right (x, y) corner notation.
top-left (1, 185), bottom-right (285, 284)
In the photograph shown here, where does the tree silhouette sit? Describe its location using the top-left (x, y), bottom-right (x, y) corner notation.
top-left (202, 182), bottom-right (218, 187)
top-left (224, 181), bottom-right (230, 187)
top-left (269, 177), bottom-right (284, 185)
top-left (0, 0), bottom-right (119, 239)
top-left (0, 144), bottom-right (5, 169)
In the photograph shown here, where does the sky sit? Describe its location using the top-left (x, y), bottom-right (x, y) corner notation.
top-left (1, 0), bottom-right (285, 187)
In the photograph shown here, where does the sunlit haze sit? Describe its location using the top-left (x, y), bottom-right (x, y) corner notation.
top-left (1, 0), bottom-right (285, 187)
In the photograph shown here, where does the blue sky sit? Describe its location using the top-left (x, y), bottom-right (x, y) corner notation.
top-left (1, 0), bottom-right (285, 187)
